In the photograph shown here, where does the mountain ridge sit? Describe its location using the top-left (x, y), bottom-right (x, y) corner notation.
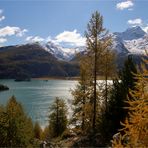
top-left (112, 26), bottom-right (147, 55)
top-left (1, 26), bottom-right (147, 61)
top-left (42, 26), bottom-right (148, 60)
top-left (0, 26), bottom-right (147, 78)
top-left (0, 44), bottom-right (79, 78)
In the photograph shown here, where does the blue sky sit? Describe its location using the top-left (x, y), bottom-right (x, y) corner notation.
top-left (0, 0), bottom-right (148, 47)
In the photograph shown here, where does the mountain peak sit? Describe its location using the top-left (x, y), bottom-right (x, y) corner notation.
top-left (125, 26), bottom-right (146, 34)
top-left (122, 26), bottom-right (146, 40)
top-left (114, 26), bottom-right (146, 41)
top-left (126, 26), bottom-right (142, 31)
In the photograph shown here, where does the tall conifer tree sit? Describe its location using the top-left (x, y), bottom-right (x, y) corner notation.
top-left (0, 96), bottom-right (34, 147)
top-left (85, 11), bottom-right (113, 131)
top-left (112, 56), bottom-right (148, 147)
top-left (49, 98), bottom-right (68, 137)
top-left (72, 55), bottom-right (93, 132)
top-left (101, 56), bottom-right (138, 144)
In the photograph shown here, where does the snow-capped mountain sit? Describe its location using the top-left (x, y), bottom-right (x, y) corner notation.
top-left (1, 26), bottom-right (147, 79)
top-left (114, 26), bottom-right (146, 40)
top-left (44, 26), bottom-right (147, 60)
top-left (112, 26), bottom-right (148, 55)
top-left (41, 41), bottom-right (85, 61)
top-left (112, 34), bottom-right (129, 55)
top-left (27, 26), bottom-right (147, 61)
top-left (123, 34), bottom-right (148, 54)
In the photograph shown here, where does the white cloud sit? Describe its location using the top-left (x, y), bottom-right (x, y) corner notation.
top-left (17, 29), bottom-right (28, 37)
top-left (26, 36), bottom-right (33, 41)
top-left (127, 18), bottom-right (143, 26)
top-left (26, 36), bottom-right (44, 42)
top-left (0, 38), bottom-right (7, 43)
top-left (0, 26), bottom-right (27, 37)
top-left (116, 1), bottom-right (134, 10)
top-left (0, 9), bottom-right (5, 21)
top-left (55, 29), bottom-right (86, 46)
top-left (127, 18), bottom-right (148, 33)
top-left (26, 30), bottom-right (86, 47)
top-left (46, 36), bottom-right (60, 45)
top-left (0, 9), bottom-right (28, 44)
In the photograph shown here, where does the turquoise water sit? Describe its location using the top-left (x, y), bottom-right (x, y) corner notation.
top-left (0, 79), bottom-right (77, 127)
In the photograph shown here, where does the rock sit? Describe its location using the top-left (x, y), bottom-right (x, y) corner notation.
top-left (0, 84), bottom-right (9, 91)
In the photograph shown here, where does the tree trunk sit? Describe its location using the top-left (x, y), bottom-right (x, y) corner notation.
top-left (82, 85), bottom-right (86, 131)
top-left (105, 72), bottom-right (108, 112)
top-left (56, 99), bottom-right (59, 137)
top-left (93, 31), bottom-right (97, 132)
top-left (105, 56), bottom-right (108, 112)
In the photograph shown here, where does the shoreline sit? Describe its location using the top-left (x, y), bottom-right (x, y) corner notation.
top-left (32, 76), bottom-right (113, 80)
top-left (32, 76), bottom-right (79, 80)
top-left (0, 77), bottom-right (79, 81)
top-left (0, 76), bottom-right (114, 81)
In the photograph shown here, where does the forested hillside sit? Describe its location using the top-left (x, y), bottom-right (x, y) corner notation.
top-left (0, 44), bottom-right (79, 78)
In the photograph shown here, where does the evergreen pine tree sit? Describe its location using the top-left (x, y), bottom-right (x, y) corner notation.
top-left (0, 96), bottom-right (34, 147)
top-left (101, 49), bottom-right (116, 112)
top-left (72, 55), bottom-right (93, 132)
top-left (112, 56), bottom-right (148, 147)
top-left (85, 11), bottom-right (112, 131)
top-left (49, 97), bottom-right (68, 138)
top-left (41, 126), bottom-right (50, 141)
top-left (0, 105), bottom-right (8, 146)
top-left (100, 56), bottom-right (138, 145)
top-left (34, 121), bottom-right (42, 140)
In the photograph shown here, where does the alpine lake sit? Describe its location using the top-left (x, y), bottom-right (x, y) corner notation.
top-left (0, 79), bottom-right (77, 128)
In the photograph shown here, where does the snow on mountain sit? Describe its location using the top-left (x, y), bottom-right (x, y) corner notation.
top-left (27, 26), bottom-right (147, 61)
top-left (124, 34), bottom-right (148, 54)
top-left (41, 41), bottom-right (85, 61)
top-left (114, 26), bottom-right (146, 40)
top-left (112, 33), bottom-right (129, 55)
top-left (112, 26), bottom-right (148, 55)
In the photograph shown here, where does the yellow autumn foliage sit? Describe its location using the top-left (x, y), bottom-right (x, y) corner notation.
top-left (112, 54), bottom-right (148, 147)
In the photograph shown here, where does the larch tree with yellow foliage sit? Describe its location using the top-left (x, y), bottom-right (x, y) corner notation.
top-left (71, 55), bottom-right (93, 132)
top-left (112, 55), bottom-right (148, 147)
